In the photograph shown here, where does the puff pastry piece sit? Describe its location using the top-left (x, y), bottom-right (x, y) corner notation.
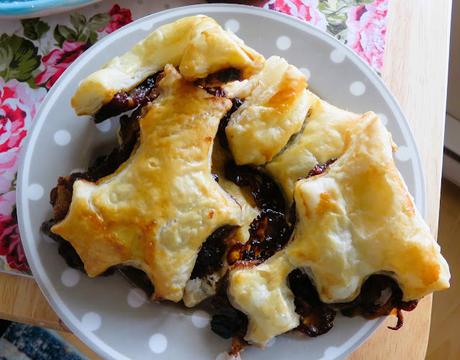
top-left (228, 114), bottom-right (450, 345)
top-left (224, 56), bottom-right (312, 165)
top-left (52, 65), bottom-right (242, 302)
top-left (228, 252), bottom-right (299, 345)
top-left (289, 114), bottom-right (450, 302)
top-left (265, 91), bottom-right (361, 200)
top-left (72, 15), bottom-right (264, 115)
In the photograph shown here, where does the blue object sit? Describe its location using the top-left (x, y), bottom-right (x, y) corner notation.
top-left (0, 321), bottom-right (86, 360)
top-left (0, 0), bottom-right (97, 17)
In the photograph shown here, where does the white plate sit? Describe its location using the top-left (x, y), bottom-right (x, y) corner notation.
top-left (17, 4), bottom-right (425, 360)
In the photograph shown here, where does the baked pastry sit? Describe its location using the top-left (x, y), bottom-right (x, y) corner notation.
top-left (265, 91), bottom-right (361, 200)
top-left (228, 114), bottom-right (450, 345)
top-left (52, 65), bottom-right (242, 302)
top-left (42, 14), bottom-right (450, 357)
top-left (224, 56), bottom-right (311, 165)
top-left (71, 15), bottom-right (264, 116)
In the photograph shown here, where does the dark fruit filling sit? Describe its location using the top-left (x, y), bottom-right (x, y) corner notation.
top-left (195, 68), bottom-right (242, 97)
top-left (94, 72), bottom-right (162, 123)
top-left (227, 209), bottom-right (292, 265)
top-left (191, 225), bottom-right (237, 279)
top-left (224, 161), bottom-right (285, 213)
top-left (217, 98), bottom-right (244, 150)
top-left (306, 158), bottom-right (337, 178)
top-left (338, 274), bottom-right (418, 330)
top-left (210, 278), bottom-right (248, 340)
top-left (288, 269), bottom-right (336, 337)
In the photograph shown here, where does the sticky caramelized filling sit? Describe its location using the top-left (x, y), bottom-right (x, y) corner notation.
top-left (337, 274), bottom-right (418, 330)
top-left (224, 161), bottom-right (294, 265)
top-left (227, 209), bottom-right (292, 265)
top-left (224, 162), bottom-right (285, 212)
top-left (195, 68), bottom-right (242, 98)
top-left (217, 98), bottom-right (244, 150)
top-left (307, 158), bottom-right (337, 178)
top-left (288, 269), bottom-right (336, 337)
top-left (210, 278), bottom-right (248, 340)
top-left (191, 225), bottom-right (238, 279)
top-left (94, 72), bottom-right (163, 123)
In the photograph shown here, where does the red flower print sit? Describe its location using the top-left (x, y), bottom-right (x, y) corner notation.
top-left (0, 79), bottom-right (44, 273)
top-left (346, 0), bottom-right (388, 72)
top-left (263, 0), bottom-right (327, 31)
top-left (0, 209), bottom-right (29, 272)
top-left (101, 4), bottom-right (133, 34)
top-left (34, 40), bottom-right (87, 89)
top-left (0, 79), bottom-right (46, 196)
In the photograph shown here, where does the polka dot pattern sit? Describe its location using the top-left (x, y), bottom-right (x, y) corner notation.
top-left (299, 67), bottom-right (311, 80)
top-left (330, 48), bottom-right (346, 63)
top-left (61, 268), bottom-right (81, 287)
top-left (395, 145), bottom-right (411, 161)
top-left (95, 120), bottom-right (112, 133)
top-left (27, 183), bottom-right (44, 201)
top-left (225, 19), bottom-right (240, 33)
top-left (127, 288), bottom-right (147, 308)
top-left (276, 35), bottom-right (291, 50)
top-left (349, 81), bottom-right (366, 96)
top-left (191, 310), bottom-right (210, 328)
top-left (81, 312), bottom-right (101, 332)
top-left (216, 353), bottom-right (228, 360)
top-left (54, 130), bottom-right (71, 146)
top-left (149, 333), bottom-right (167, 354)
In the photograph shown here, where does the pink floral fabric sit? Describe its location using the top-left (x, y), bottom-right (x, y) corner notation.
top-left (346, 0), bottom-right (387, 72)
top-left (0, 4), bottom-right (132, 273)
top-left (0, 211), bottom-right (28, 272)
top-left (0, 0), bottom-right (388, 275)
top-left (264, 0), bottom-right (327, 31)
top-left (102, 4), bottom-right (133, 34)
top-left (263, 0), bottom-right (388, 72)
top-left (0, 79), bottom-right (46, 272)
top-left (35, 41), bottom-right (88, 89)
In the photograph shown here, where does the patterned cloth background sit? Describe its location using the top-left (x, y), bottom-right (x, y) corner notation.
top-left (0, 0), bottom-right (388, 275)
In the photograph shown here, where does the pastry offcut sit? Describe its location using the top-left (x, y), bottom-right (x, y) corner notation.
top-left (43, 15), bottom-right (450, 357)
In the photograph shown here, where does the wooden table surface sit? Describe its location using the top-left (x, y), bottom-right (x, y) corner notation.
top-left (0, 0), bottom-right (452, 358)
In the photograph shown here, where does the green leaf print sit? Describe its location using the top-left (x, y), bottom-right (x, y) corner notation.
top-left (53, 12), bottom-right (109, 47)
top-left (70, 13), bottom-right (87, 32)
top-left (21, 18), bottom-right (50, 40)
top-left (53, 24), bottom-right (77, 46)
top-left (0, 34), bottom-right (40, 82)
top-left (87, 13), bottom-right (110, 31)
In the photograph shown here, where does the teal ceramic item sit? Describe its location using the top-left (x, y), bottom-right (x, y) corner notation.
top-left (0, 0), bottom-right (100, 18)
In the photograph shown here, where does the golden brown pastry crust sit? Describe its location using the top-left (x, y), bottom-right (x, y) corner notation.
top-left (265, 91), bottom-right (361, 200)
top-left (53, 66), bottom-right (242, 302)
top-left (59, 15), bottom-right (450, 350)
top-left (224, 56), bottom-right (311, 165)
top-left (228, 113), bottom-right (450, 345)
top-left (71, 15), bottom-right (264, 116)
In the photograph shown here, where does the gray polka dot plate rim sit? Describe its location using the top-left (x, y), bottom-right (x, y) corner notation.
top-left (17, 4), bottom-right (425, 360)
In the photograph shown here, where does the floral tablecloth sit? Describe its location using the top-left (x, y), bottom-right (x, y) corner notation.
top-left (0, 0), bottom-right (388, 276)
